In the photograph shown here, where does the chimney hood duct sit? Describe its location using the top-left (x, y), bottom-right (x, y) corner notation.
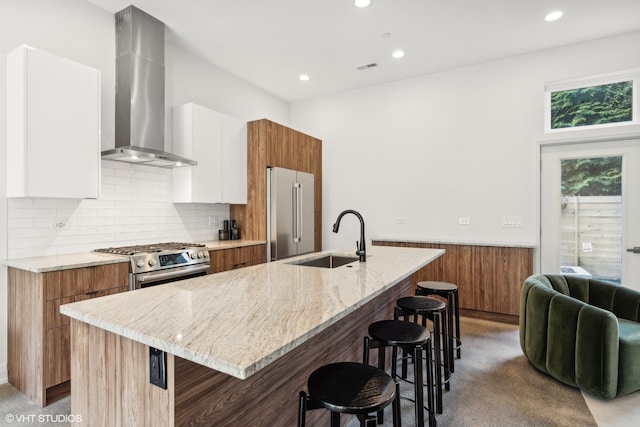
top-left (102, 5), bottom-right (196, 168)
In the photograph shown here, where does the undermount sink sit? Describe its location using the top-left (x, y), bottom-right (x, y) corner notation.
top-left (292, 254), bottom-right (360, 269)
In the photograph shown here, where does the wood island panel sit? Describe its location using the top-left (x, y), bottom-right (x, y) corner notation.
top-left (230, 119), bottom-right (322, 253)
top-left (69, 276), bottom-right (414, 427)
top-left (373, 241), bottom-right (534, 324)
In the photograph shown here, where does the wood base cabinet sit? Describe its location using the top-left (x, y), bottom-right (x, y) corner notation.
top-left (8, 263), bottom-right (129, 406)
top-left (373, 241), bottom-right (534, 324)
top-left (209, 244), bottom-right (265, 274)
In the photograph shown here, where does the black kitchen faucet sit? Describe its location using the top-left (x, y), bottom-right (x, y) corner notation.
top-left (332, 209), bottom-right (366, 262)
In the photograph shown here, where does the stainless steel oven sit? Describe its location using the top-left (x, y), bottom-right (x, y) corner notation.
top-left (95, 242), bottom-right (211, 290)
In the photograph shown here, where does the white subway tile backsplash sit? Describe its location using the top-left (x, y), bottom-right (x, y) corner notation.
top-left (7, 160), bottom-right (230, 258)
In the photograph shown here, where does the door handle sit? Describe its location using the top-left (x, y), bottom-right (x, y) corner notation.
top-left (627, 247), bottom-right (640, 253)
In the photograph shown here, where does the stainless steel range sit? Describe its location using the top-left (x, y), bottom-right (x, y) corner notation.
top-left (95, 242), bottom-right (210, 290)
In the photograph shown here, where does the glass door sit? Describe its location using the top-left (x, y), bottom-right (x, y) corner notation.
top-left (540, 139), bottom-right (640, 289)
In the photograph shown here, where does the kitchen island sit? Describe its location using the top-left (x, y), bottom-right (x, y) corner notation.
top-left (61, 246), bottom-right (444, 426)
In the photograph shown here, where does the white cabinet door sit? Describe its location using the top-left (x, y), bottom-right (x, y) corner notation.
top-left (6, 45), bottom-right (100, 199)
top-left (172, 103), bottom-right (223, 203)
top-left (222, 114), bottom-right (247, 204)
top-left (172, 103), bottom-right (247, 204)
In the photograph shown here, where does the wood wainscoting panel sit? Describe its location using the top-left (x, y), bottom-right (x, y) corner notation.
top-left (373, 241), bottom-right (533, 323)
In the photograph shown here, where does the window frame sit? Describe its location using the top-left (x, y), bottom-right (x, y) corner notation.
top-left (544, 69), bottom-right (640, 133)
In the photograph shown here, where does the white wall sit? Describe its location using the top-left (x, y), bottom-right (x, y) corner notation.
top-left (291, 31), bottom-right (640, 253)
top-left (0, 0), bottom-right (289, 384)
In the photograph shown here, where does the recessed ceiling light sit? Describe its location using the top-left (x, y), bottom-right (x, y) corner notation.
top-left (354, 0), bottom-right (371, 8)
top-left (299, 74), bottom-right (310, 82)
top-left (545, 10), bottom-right (563, 22)
top-left (392, 50), bottom-right (405, 59)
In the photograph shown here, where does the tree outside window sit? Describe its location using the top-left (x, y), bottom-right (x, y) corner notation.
top-left (551, 81), bottom-right (633, 129)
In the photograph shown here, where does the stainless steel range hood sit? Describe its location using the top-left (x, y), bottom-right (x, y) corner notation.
top-left (102, 5), bottom-right (196, 168)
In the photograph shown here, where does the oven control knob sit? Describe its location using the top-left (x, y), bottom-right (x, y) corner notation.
top-left (198, 252), bottom-right (204, 259)
top-left (136, 260), bottom-right (145, 268)
top-left (204, 252), bottom-right (209, 258)
top-left (148, 259), bottom-right (157, 266)
top-left (190, 253), bottom-right (197, 259)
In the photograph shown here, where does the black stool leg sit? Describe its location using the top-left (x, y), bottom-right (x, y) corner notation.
top-left (330, 411), bottom-right (340, 427)
top-left (298, 392), bottom-right (306, 427)
top-left (393, 380), bottom-right (402, 427)
top-left (425, 340), bottom-right (436, 427)
top-left (454, 290), bottom-right (461, 359)
top-left (432, 313), bottom-right (443, 414)
top-left (413, 345), bottom-right (425, 427)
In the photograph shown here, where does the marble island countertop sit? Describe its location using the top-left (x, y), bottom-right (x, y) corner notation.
top-left (60, 246), bottom-right (444, 380)
top-left (2, 240), bottom-right (266, 273)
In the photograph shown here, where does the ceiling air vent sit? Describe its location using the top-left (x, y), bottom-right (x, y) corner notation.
top-left (356, 63), bottom-right (379, 71)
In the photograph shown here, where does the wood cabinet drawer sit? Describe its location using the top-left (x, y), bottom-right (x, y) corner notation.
top-left (46, 285), bottom-right (128, 330)
top-left (209, 244), bottom-right (266, 273)
top-left (45, 263), bottom-right (129, 300)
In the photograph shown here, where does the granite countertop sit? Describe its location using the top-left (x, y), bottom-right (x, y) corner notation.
top-left (2, 240), bottom-right (266, 273)
top-left (60, 246), bottom-right (444, 380)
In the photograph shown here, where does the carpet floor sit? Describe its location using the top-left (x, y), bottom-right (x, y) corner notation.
top-left (1, 316), bottom-right (639, 426)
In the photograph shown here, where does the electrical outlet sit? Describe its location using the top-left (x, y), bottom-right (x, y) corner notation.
top-left (458, 218), bottom-right (470, 225)
top-left (501, 216), bottom-right (523, 228)
top-left (396, 216), bottom-right (407, 224)
top-left (52, 220), bottom-right (69, 230)
top-left (149, 347), bottom-right (167, 389)
top-left (209, 216), bottom-right (219, 227)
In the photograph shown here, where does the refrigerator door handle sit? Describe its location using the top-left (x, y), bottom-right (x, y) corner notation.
top-left (293, 183), bottom-right (301, 242)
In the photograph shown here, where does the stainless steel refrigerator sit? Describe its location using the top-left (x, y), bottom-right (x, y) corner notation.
top-left (266, 167), bottom-right (315, 261)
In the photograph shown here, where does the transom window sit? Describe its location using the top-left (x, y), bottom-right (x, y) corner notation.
top-left (544, 70), bottom-right (640, 133)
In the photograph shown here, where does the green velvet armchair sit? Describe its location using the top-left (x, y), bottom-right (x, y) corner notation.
top-left (520, 274), bottom-right (640, 399)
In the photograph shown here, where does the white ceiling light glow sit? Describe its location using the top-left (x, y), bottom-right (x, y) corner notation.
top-left (545, 10), bottom-right (563, 22)
top-left (299, 74), bottom-right (310, 82)
top-left (392, 50), bottom-right (405, 59)
top-left (354, 0), bottom-right (372, 9)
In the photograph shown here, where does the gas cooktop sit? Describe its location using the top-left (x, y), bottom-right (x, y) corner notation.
top-left (94, 242), bottom-right (207, 256)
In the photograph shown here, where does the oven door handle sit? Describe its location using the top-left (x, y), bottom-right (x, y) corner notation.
top-left (135, 264), bottom-right (211, 284)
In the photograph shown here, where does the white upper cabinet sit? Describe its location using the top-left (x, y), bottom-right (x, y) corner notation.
top-left (172, 103), bottom-right (247, 204)
top-left (222, 114), bottom-right (247, 204)
top-left (6, 45), bottom-right (100, 199)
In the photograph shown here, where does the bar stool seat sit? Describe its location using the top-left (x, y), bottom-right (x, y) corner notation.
top-left (364, 319), bottom-right (436, 427)
top-left (298, 362), bottom-right (401, 427)
top-left (396, 295), bottom-right (450, 414)
top-left (416, 281), bottom-right (462, 365)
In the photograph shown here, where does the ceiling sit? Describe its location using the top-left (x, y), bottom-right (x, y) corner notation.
top-left (88, 0), bottom-right (640, 102)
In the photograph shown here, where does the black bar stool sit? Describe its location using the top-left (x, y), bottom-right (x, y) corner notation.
top-left (364, 319), bottom-right (436, 427)
top-left (395, 296), bottom-right (450, 414)
top-left (298, 362), bottom-right (401, 427)
top-left (416, 281), bottom-right (462, 369)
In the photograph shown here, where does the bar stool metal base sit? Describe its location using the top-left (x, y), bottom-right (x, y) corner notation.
top-left (364, 320), bottom-right (437, 427)
top-left (416, 281), bottom-right (462, 367)
top-left (395, 296), bottom-right (451, 414)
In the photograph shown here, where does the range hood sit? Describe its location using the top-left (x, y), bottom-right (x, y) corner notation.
top-left (102, 5), bottom-right (196, 168)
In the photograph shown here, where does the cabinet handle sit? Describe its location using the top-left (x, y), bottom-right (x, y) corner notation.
top-left (84, 291), bottom-right (100, 297)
